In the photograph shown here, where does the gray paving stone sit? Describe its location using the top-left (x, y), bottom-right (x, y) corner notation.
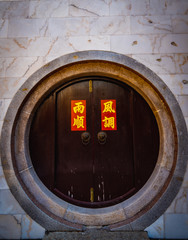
top-left (43, 230), bottom-right (149, 240)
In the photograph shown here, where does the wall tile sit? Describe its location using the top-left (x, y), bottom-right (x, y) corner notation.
top-left (8, 19), bottom-right (48, 38)
top-left (0, 58), bottom-right (5, 77)
top-left (130, 0), bottom-right (150, 16)
top-left (90, 16), bottom-right (130, 35)
top-left (166, 188), bottom-right (188, 213)
top-left (0, 99), bottom-right (11, 121)
top-left (159, 74), bottom-right (188, 95)
top-left (48, 18), bottom-right (90, 37)
top-left (130, 16), bottom-right (172, 34)
top-left (111, 35), bottom-right (153, 54)
top-left (0, 77), bottom-right (26, 98)
top-left (69, 0), bottom-right (110, 17)
top-left (172, 16), bottom-right (188, 34)
top-left (178, 95), bottom-right (188, 117)
top-left (110, 0), bottom-right (131, 16)
top-left (0, 19), bottom-right (8, 38)
top-left (0, 189), bottom-right (25, 214)
top-left (0, 38), bottom-right (28, 57)
top-left (0, 215), bottom-right (22, 239)
top-left (149, 0), bottom-right (166, 15)
top-left (0, 1), bottom-right (29, 19)
top-left (0, 167), bottom-right (9, 190)
top-left (21, 215), bottom-right (45, 239)
top-left (68, 36), bottom-right (110, 52)
top-left (153, 34), bottom-right (188, 54)
top-left (145, 216), bottom-right (164, 239)
top-left (132, 54), bottom-right (188, 74)
top-left (164, 213), bottom-right (188, 238)
top-left (5, 57), bottom-right (45, 78)
top-left (29, 0), bottom-right (68, 18)
top-left (165, 0), bottom-right (188, 15)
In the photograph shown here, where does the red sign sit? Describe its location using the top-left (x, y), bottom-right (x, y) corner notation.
top-left (101, 100), bottom-right (117, 131)
top-left (71, 100), bottom-right (86, 131)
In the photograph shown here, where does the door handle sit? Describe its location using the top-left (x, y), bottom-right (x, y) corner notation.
top-left (81, 132), bottom-right (91, 145)
top-left (97, 132), bottom-right (107, 144)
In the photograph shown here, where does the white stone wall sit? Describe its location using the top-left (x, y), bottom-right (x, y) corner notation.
top-left (0, 0), bottom-right (187, 239)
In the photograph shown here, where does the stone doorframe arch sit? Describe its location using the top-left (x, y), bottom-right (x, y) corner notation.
top-left (1, 51), bottom-right (187, 231)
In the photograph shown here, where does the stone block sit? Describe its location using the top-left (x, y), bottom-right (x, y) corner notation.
top-left (0, 166), bottom-right (9, 189)
top-left (111, 35), bottom-right (153, 54)
top-left (110, 0), bottom-right (131, 16)
top-left (0, 58), bottom-right (5, 77)
top-left (132, 54), bottom-right (188, 74)
top-left (5, 57), bottom-right (45, 78)
top-left (164, 213), bottom-right (188, 238)
top-left (0, 214), bottom-right (22, 239)
top-left (43, 230), bottom-right (149, 240)
top-left (165, 0), bottom-right (188, 15)
top-left (0, 189), bottom-right (25, 214)
top-left (8, 19), bottom-right (48, 38)
top-left (29, 0), bottom-right (69, 18)
top-left (48, 18), bottom-right (90, 37)
top-left (172, 16), bottom-right (188, 34)
top-left (0, 99), bottom-right (11, 121)
top-left (178, 95), bottom-right (188, 117)
top-left (69, 0), bottom-right (109, 17)
top-left (166, 187), bottom-right (188, 213)
top-left (0, 38), bottom-right (28, 57)
top-left (0, 1), bottom-right (29, 19)
top-left (0, 77), bottom-right (26, 98)
top-left (0, 19), bottom-right (8, 38)
top-left (21, 215), bottom-right (45, 239)
top-left (159, 74), bottom-right (188, 95)
top-left (145, 215), bottom-right (165, 239)
top-left (131, 16), bottom-right (172, 34)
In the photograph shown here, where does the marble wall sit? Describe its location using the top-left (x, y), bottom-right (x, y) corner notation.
top-left (0, 0), bottom-right (187, 239)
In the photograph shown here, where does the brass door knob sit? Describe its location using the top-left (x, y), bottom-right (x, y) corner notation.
top-left (97, 132), bottom-right (107, 144)
top-left (81, 132), bottom-right (91, 145)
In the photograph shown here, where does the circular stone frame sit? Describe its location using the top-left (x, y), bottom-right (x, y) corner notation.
top-left (1, 51), bottom-right (188, 231)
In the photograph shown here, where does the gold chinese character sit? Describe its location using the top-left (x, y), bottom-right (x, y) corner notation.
top-left (103, 101), bottom-right (115, 113)
top-left (73, 115), bottom-right (85, 129)
top-left (73, 102), bottom-right (85, 114)
top-left (102, 117), bottom-right (115, 129)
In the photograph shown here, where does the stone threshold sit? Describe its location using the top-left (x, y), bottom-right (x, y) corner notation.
top-left (43, 231), bottom-right (149, 240)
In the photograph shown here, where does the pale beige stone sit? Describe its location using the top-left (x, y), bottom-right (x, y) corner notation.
top-left (8, 19), bottom-right (48, 38)
top-left (0, 19), bottom-right (8, 38)
top-left (0, 1), bottom-right (29, 19)
top-left (132, 54), bottom-right (188, 74)
top-left (131, 16), bottom-right (172, 34)
top-left (70, 0), bottom-right (110, 16)
top-left (48, 18), bottom-right (90, 37)
top-left (0, 77), bottom-right (26, 98)
top-left (159, 74), bottom-right (188, 95)
top-left (90, 16), bottom-right (130, 35)
top-left (29, 0), bottom-right (68, 18)
top-left (166, 188), bottom-right (188, 213)
top-left (0, 166), bottom-right (8, 189)
top-left (172, 16), bottom-right (188, 34)
top-left (0, 99), bottom-right (11, 121)
top-left (5, 57), bottom-right (45, 78)
top-left (0, 215), bottom-right (21, 239)
top-left (21, 215), bottom-right (45, 239)
top-left (165, 0), bottom-right (188, 15)
top-left (110, 0), bottom-right (131, 16)
top-left (178, 95), bottom-right (188, 117)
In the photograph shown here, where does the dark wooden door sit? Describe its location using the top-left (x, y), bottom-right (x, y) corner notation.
top-left (29, 77), bottom-right (159, 208)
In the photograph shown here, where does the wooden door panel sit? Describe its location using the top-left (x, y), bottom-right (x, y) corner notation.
top-left (55, 81), bottom-right (93, 202)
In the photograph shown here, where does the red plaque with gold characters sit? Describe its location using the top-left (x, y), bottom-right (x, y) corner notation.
top-left (101, 100), bottom-right (117, 130)
top-left (71, 100), bottom-right (86, 131)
